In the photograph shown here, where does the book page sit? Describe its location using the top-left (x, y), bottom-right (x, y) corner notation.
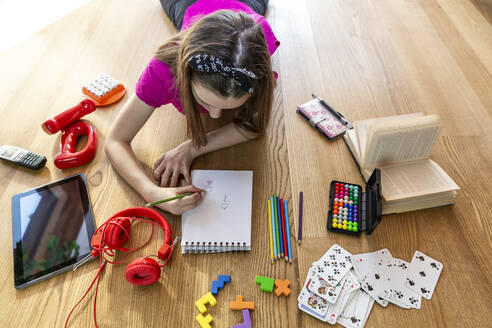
top-left (343, 129), bottom-right (361, 165)
top-left (354, 113), bottom-right (423, 166)
top-left (181, 170), bottom-right (253, 252)
top-left (382, 191), bottom-right (457, 215)
top-left (363, 159), bottom-right (459, 202)
top-left (364, 115), bottom-right (441, 167)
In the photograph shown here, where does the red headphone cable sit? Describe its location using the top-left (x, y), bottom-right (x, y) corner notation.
top-left (65, 215), bottom-right (174, 328)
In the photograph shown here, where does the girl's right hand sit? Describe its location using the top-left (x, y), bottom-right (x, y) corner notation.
top-left (145, 185), bottom-right (203, 215)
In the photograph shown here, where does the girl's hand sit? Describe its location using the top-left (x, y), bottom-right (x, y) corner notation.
top-left (153, 141), bottom-right (198, 187)
top-left (145, 185), bottom-right (203, 215)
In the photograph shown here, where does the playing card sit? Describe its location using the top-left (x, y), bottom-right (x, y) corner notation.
top-left (351, 249), bottom-right (396, 306)
top-left (405, 251), bottom-right (443, 300)
top-left (360, 275), bottom-right (389, 307)
top-left (341, 290), bottom-right (359, 319)
top-left (337, 290), bottom-right (374, 328)
top-left (351, 248), bottom-right (393, 281)
top-left (337, 271), bottom-right (360, 308)
top-left (298, 268), bottom-right (330, 319)
top-left (314, 244), bottom-right (353, 287)
top-left (384, 258), bottom-right (422, 309)
top-left (310, 271), bottom-right (347, 304)
top-left (324, 275), bottom-right (356, 325)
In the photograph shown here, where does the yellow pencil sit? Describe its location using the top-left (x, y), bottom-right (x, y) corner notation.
top-left (268, 199), bottom-right (274, 264)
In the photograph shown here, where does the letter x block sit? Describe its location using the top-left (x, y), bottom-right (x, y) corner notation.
top-left (274, 279), bottom-right (291, 296)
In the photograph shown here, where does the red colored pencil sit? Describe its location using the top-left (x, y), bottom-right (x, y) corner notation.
top-left (280, 198), bottom-right (288, 262)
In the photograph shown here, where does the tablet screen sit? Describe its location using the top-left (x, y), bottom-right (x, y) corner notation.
top-left (11, 174), bottom-right (96, 289)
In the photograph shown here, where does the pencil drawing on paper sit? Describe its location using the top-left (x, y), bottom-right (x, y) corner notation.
top-left (196, 177), bottom-right (214, 192)
top-left (220, 194), bottom-right (231, 210)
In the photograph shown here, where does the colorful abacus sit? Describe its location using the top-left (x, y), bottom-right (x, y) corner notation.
top-left (328, 182), bottom-right (362, 235)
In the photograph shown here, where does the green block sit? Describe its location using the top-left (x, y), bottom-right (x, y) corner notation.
top-left (255, 275), bottom-right (274, 293)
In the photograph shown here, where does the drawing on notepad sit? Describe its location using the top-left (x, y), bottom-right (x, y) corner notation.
top-left (196, 177), bottom-right (214, 192)
top-left (220, 194), bottom-right (231, 210)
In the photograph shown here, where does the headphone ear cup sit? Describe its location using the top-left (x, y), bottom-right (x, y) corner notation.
top-left (125, 257), bottom-right (161, 286)
top-left (105, 217), bottom-right (132, 248)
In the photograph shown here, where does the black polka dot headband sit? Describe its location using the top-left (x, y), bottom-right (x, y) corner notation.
top-left (188, 53), bottom-right (258, 94)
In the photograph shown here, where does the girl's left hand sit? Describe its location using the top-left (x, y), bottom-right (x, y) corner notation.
top-left (153, 141), bottom-right (197, 187)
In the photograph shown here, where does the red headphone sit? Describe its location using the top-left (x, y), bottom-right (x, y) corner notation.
top-left (90, 207), bottom-right (174, 286)
top-left (66, 207), bottom-right (175, 328)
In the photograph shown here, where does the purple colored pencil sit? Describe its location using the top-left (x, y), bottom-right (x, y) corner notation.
top-left (298, 191), bottom-right (303, 245)
top-left (276, 196), bottom-right (284, 257)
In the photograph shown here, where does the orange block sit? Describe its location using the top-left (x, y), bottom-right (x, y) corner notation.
top-left (230, 295), bottom-right (255, 310)
top-left (274, 279), bottom-right (291, 296)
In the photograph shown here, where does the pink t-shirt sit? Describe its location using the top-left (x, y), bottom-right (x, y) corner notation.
top-left (135, 0), bottom-right (280, 112)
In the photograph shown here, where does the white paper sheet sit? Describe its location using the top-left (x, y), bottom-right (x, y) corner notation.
top-left (181, 170), bottom-right (253, 253)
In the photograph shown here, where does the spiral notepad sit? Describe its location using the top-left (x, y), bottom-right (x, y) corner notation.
top-left (181, 170), bottom-right (253, 254)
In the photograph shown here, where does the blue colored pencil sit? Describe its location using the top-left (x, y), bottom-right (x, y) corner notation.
top-left (270, 196), bottom-right (277, 260)
top-left (284, 199), bottom-right (292, 264)
top-left (276, 196), bottom-right (284, 257)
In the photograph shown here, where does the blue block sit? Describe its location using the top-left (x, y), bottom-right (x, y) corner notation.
top-left (218, 275), bottom-right (231, 284)
top-left (211, 275), bottom-right (231, 295)
top-left (211, 281), bottom-right (219, 295)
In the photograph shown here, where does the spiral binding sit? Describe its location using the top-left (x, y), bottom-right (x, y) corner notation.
top-left (181, 241), bottom-right (251, 254)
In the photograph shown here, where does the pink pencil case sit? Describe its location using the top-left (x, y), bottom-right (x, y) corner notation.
top-left (296, 98), bottom-right (348, 140)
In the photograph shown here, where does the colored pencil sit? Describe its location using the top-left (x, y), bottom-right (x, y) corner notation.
top-left (273, 194), bottom-right (279, 259)
top-left (144, 192), bottom-right (194, 207)
top-left (276, 196), bottom-right (284, 257)
top-left (270, 197), bottom-right (277, 260)
top-left (298, 191), bottom-right (303, 245)
top-left (280, 198), bottom-right (288, 262)
top-left (268, 199), bottom-right (274, 263)
top-left (284, 199), bottom-right (292, 263)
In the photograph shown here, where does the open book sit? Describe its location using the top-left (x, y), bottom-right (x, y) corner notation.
top-left (343, 113), bottom-right (459, 214)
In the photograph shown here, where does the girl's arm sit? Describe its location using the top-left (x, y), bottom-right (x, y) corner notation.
top-left (192, 122), bottom-right (257, 157)
top-left (153, 122), bottom-right (257, 187)
top-left (105, 93), bottom-right (202, 215)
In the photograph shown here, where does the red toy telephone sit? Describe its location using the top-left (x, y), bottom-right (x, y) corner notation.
top-left (42, 99), bottom-right (98, 169)
top-left (42, 99), bottom-right (96, 134)
top-left (53, 121), bottom-right (97, 169)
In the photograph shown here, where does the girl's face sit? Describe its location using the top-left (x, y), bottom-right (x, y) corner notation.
top-left (191, 80), bottom-right (251, 119)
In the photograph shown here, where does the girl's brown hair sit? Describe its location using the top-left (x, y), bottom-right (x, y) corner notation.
top-left (156, 10), bottom-right (274, 147)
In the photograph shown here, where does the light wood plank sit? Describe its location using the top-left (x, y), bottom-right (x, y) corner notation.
top-left (0, 0), bottom-right (490, 327)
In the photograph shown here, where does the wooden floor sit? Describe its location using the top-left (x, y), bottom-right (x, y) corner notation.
top-left (0, 0), bottom-right (491, 327)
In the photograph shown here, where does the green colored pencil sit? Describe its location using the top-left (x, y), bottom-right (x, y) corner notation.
top-left (144, 192), bottom-right (194, 207)
top-left (274, 193), bottom-right (281, 259)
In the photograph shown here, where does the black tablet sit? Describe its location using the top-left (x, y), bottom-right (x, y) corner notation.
top-left (11, 173), bottom-right (96, 289)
